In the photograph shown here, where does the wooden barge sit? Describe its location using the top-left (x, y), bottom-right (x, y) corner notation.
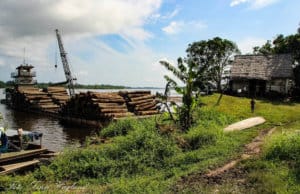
top-left (0, 129), bottom-right (55, 175)
top-left (4, 64), bottom-right (161, 127)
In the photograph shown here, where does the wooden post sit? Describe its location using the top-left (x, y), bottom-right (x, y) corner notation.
top-left (17, 128), bottom-right (23, 150)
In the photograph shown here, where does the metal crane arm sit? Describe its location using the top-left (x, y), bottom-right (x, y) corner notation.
top-left (55, 29), bottom-right (76, 97)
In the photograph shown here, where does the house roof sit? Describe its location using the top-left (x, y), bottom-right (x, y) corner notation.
top-left (230, 54), bottom-right (294, 80)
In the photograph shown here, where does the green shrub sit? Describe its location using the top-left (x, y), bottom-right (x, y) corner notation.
top-left (181, 127), bottom-right (221, 150)
top-left (100, 118), bottom-right (140, 138)
top-left (36, 119), bottom-right (180, 182)
top-left (195, 108), bottom-right (234, 127)
top-left (265, 133), bottom-right (300, 162)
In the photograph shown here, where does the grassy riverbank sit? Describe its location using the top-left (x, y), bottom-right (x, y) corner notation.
top-left (1, 94), bottom-right (300, 193)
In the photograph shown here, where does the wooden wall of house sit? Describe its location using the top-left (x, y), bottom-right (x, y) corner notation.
top-left (231, 78), bottom-right (293, 95)
top-left (231, 80), bottom-right (249, 93)
top-left (266, 78), bottom-right (292, 94)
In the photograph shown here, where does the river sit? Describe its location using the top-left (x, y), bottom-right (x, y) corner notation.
top-left (0, 88), bottom-right (171, 151)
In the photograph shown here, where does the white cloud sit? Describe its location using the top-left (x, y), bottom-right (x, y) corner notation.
top-left (230, 0), bottom-right (248, 7)
top-left (237, 37), bottom-right (267, 54)
top-left (162, 21), bottom-right (184, 35)
top-left (230, 0), bottom-right (279, 9)
top-left (162, 20), bottom-right (206, 35)
top-left (149, 7), bottom-right (180, 23)
top-left (0, 0), bottom-right (166, 86)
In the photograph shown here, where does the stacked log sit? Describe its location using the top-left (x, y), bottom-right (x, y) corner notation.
top-left (45, 87), bottom-right (70, 106)
top-left (60, 91), bottom-right (133, 120)
top-left (119, 91), bottom-right (159, 116)
top-left (11, 86), bottom-right (60, 113)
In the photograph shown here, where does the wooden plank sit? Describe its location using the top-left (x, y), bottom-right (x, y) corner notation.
top-left (0, 160), bottom-right (40, 175)
top-left (0, 149), bottom-right (48, 163)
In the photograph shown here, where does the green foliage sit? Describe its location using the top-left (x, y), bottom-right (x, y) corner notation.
top-left (187, 37), bottom-right (240, 91)
top-left (181, 127), bottom-right (220, 150)
top-left (3, 95), bottom-right (300, 193)
top-left (35, 119), bottom-right (180, 182)
top-left (160, 59), bottom-right (198, 130)
top-left (74, 84), bottom-right (127, 89)
top-left (100, 118), bottom-right (140, 138)
top-left (265, 133), bottom-right (300, 162)
top-left (253, 31), bottom-right (300, 89)
top-left (0, 80), bottom-right (6, 88)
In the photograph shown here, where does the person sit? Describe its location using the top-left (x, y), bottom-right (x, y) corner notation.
top-left (250, 98), bottom-right (255, 113)
top-left (0, 127), bottom-right (8, 154)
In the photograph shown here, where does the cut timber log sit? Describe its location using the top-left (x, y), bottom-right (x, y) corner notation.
top-left (60, 91), bottom-right (132, 120)
top-left (135, 103), bottom-right (157, 111)
top-left (39, 104), bottom-right (60, 109)
top-left (103, 112), bottom-right (134, 118)
top-left (136, 110), bottom-right (158, 115)
top-left (98, 103), bottom-right (126, 108)
top-left (130, 95), bottom-right (155, 102)
top-left (100, 108), bottom-right (128, 113)
top-left (128, 98), bottom-right (154, 105)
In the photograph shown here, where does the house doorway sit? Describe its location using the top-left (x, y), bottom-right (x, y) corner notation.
top-left (248, 79), bottom-right (266, 97)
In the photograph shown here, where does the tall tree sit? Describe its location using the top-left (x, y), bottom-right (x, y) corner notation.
top-left (186, 37), bottom-right (240, 92)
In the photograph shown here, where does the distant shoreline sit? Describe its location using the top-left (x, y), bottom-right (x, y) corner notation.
top-left (0, 81), bottom-right (164, 90)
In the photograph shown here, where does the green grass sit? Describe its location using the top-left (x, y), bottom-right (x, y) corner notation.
top-left (2, 94), bottom-right (300, 193)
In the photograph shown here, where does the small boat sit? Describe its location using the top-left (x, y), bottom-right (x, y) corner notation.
top-left (0, 129), bottom-right (55, 175)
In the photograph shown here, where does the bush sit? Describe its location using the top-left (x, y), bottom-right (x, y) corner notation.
top-left (35, 119), bottom-right (180, 182)
top-left (100, 118), bottom-right (140, 138)
top-left (264, 132), bottom-right (300, 181)
top-left (265, 133), bottom-right (300, 162)
top-left (181, 127), bottom-right (221, 150)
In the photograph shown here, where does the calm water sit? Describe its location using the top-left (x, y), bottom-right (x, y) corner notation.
top-left (0, 88), bottom-right (170, 151)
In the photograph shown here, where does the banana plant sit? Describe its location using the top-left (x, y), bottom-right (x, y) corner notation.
top-left (159, 58), bottom-right (199, 131)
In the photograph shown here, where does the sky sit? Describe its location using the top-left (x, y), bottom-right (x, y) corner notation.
top-left (0, 0), bottom-right (299, 87)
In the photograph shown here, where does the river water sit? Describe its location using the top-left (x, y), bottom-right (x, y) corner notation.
top-left (0, 88), bottom-right (170, 151)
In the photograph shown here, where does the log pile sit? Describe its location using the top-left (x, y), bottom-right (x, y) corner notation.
top-left (60, 91), bottom-right (134, 120)
top-left (44, 87), bottom-right (70, 106)
top-left (119, 91), bottom-right (159, 116)
top-left (11, 86), bottom-right (60, 113)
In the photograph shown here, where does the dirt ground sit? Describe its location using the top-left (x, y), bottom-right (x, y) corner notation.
top-left (172, 127), bottom-right (276, 193)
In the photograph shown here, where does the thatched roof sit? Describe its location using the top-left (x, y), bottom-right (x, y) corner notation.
top-left (230, 54), bottom-right (293, 80)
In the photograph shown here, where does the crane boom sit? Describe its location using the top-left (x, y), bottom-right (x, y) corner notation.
top-left (55, 29), bottom-right (76, 97)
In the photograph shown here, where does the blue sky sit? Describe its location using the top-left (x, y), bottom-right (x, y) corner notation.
top-left (0, 0), bottom-right (299, 87)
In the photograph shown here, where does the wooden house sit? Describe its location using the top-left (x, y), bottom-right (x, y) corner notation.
top-left (229, 54), bottom-right (294, 96)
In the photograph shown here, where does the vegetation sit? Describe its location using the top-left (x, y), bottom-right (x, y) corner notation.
top-left (187, 37), bottom-right (240, 92)
top-left (160, 58), bottom-right (199, 130)
top-left (1, 95), bottom-right (300, 193)
top-left (0, 81), bottom-right (5, 88)
top-left (253, 28), bottom-right (300, 93)
top-left (158, 37), bottom-right (239, 130)
top-left (73, 84), bottom-right (128, 90)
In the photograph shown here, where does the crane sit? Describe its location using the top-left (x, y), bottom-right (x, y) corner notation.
top-left (55, 29), bottom-right (76, 97)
